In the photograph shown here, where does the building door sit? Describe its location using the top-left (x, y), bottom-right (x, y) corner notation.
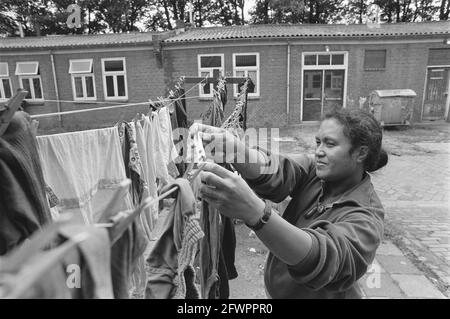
top-left (301, 52), bottom-right (347, 121)
top-left (423, 67), bottom-right (450, 120)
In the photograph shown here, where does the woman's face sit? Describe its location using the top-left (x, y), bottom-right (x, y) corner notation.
top-left (314, 118), bottom-right (359, 182)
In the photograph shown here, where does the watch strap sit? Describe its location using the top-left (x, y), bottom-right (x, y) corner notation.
top-left (246, 201), bottom-right (272, 231)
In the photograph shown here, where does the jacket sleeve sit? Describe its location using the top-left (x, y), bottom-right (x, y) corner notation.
top-left (244, 148), bottom-right (314, 203)
top-left (286, 206), bottom-right (385, 292)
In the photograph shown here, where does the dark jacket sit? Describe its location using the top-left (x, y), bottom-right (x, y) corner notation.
top-left (246, 151), bottom-right (385, 299)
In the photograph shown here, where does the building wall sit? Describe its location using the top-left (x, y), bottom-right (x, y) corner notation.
top-left (0, 53), bottom-right (57, 129)
top-left (164, 40), bottom-right (449, 127)
top-left (2, 38), bottom-right (449, 131)
top-left (1, 47), bottom-right (166, 132)
top-left (162, 44), bottom-right (289, 128)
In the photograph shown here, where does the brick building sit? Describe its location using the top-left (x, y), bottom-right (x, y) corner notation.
top-left (0, 31), bottom-right (173, 130)
top-left (1, 21), bottom-right (449, 131)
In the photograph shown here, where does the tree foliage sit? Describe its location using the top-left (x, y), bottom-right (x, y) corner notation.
top-left (0, 0), bottom-right (448, 37)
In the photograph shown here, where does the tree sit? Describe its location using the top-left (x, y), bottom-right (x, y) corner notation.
top-left (439, 0), bottom-right (450, 19)
top-left (250, 0), bottom-right (344, 24)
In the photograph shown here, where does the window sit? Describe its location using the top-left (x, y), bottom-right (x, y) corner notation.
top-left (364, 50), bottom-right (386, 70)
top-left (0, 63), bottom-right (12, 101)
top-left (233, 53), bottom-right (260, 97)
top-left (101, 58), bottom-right (127, 100)
top-left (303, 53), bottom-right (345, 66)
top-left (69, 59), bottom-right (96, 100)
top-left (198, 54), bottom-right (224, 98)
top-left (15, 61), bottom-right (43, 101)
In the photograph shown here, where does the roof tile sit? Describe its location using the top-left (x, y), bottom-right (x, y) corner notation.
top-left (164, 21), bottom-right (450, 43)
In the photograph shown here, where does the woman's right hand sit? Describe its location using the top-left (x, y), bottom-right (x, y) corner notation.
top-left (189, 123), bottom-right (246, 164)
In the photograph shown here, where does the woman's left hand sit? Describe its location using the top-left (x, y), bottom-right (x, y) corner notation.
top-left (198, 162), bottom-right (265, 225)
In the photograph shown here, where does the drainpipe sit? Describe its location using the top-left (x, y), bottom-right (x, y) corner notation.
top-left (50, 52), bottom-right (62, 127)
top-left (286, 42), bottom-right (291, 119)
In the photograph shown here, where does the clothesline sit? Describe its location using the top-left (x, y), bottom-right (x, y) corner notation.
top-left (30, 95), bottom-right (205, 119)
top-left (30, 76), bottom-right (209, 119)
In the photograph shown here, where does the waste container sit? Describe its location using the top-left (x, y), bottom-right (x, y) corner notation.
top-left (368, 89), bottom-right (416, 126)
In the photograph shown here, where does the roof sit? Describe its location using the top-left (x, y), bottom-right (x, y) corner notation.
top-left (164, 21), bottom-right (450, 43)
top-left (0, 32), bottom-right (160, 50)
top-left (1, 21), bottom-right (448, 50)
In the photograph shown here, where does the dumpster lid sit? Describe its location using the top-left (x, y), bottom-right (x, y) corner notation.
top-left (371, 89), bottom-right (417, 97)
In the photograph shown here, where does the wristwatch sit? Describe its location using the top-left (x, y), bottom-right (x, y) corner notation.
top-left (245, 201), bottom-right (272, 231)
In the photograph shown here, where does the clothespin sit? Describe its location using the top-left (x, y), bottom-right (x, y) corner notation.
top-left (149, 99), bottom-right (158, 112)
top-left (0, 89), bottom-right (28, 137)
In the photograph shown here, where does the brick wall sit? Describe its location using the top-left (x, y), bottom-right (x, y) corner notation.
top-left (2, 39), bottom-right (448, 131)
top-left (163, 45), bottom-right (289, 129)
top-left (1, 47), bottom-right (166, 132)
top-left (164, 40), bottom-right (449, 128)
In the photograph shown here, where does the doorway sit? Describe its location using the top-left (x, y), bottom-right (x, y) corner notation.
top-left (301, 52), bottom-right (348, 121)
top-left (422, 67), bottom-right (450, 121)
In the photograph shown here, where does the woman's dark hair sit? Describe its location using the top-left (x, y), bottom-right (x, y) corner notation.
top-left (323, 108), bottom-right (388, 172)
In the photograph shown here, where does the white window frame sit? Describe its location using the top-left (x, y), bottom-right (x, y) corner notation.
top-left (101, 57), bottom-right (128, 100)
top-left (198, 54), bottom-right (224, 98)
top-left (69, 59), bottom-right (96, 101)
top-left (15, 61), bottom-right (39, 76)
top-left (0, 63), bottom-right (12, 101)
top-left (300, 51), bottom-right (348, 122)
top-left (232, 53), bottom-right (260, 98)
top-left (15, 61), bottom-right (44, 101)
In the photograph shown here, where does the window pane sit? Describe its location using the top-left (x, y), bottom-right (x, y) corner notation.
top-left (33, 78), bottom-right (42, 99)
top-left (332, 54), bottom-right (344, 65)
top-left (324, 70), bottom-right (344, 99)
top-left (200, 56), bottom-right (221, 68)
top-left (74, 77), bottom-right (84, 98)
top-left (303, 71), bottom-right (322, 121)
top-left (304, 55), bottom-right (316, 65)
top-left (104, 60), bottom-right (124, 72)
top-left (236, 55), bottom-right (257, 67)
top-left (106, 76), bottom-right (115, 96)
top-left (85, 76), bottom-right (94, 97)
top-left (364, 50), bottom-right (386, 69)
top-left (318, 55), bottom-right (331, 65)
top-left (2, 79), bottom-right (12, 98)
top-left (0, 63), bottom-right (8, 77)
top-left (117, 75), bottom-right (126, 96)
top-left (247, 70), bottom-right (257, 93)
top-left (16, 62), bottom-right (39, 75)
top-left (313, 74), bottom-right (321, 88)
top-left (22, 78), bottom-right (32, 99)
top-left (200, 72), bottom-right (211, 94)
top-left (70, 60), bottom-right (92, 73)
top-left (325, 73), bottom-right (331, 88)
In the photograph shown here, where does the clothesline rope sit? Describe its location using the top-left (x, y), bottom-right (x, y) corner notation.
top-left (30, 76), bottom-right (209, 119)
top-left (30, 95), bottom-right (205, 119)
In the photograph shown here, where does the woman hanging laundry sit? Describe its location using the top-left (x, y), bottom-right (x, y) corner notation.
top-left (193, 108), bottom-right (388, 299)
